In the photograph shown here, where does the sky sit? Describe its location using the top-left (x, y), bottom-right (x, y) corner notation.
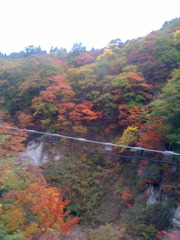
top-left (0, 0), bottom-right (179, 54)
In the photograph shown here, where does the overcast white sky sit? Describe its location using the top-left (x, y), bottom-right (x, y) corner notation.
top-left (0, 0), bottom-right (179, 54)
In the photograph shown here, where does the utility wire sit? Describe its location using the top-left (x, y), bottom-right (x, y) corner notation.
top-left (1, 132), bottom-right (180, 167)
top-left (0, 125), bottom-right (180, 156)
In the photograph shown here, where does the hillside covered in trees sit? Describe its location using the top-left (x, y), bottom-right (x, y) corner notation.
top-left (0, 18), bottom-right (180, 239)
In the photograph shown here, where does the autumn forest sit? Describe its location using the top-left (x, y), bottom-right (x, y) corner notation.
top-left (0, 18), bottom-right (180, 239)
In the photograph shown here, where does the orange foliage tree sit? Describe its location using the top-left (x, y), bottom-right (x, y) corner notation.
top-left (121, 188), bottom-right (134, 208)
top-left (127, 72), bottom-right (153, 101)
top-left (17, 111), bottom-right (35, 128)
top-left (57, 101), bottom-right (102, 134)
top-left (0, 133), bottom-right (79, 239)
top-left (127, 106), bottom-right (148, 127)
top-left (32, 74), bottom-right (75, 105)
top-left (31, 74), bottom-right (75, 130)
top-left (0, 110), bottom-right (79, 239)
top-left (31, 74), bottom-right (102, 133)
top-left (2, 183), bottom-right (79, 239)
top-left (0, 121), bottom-right (27, 157)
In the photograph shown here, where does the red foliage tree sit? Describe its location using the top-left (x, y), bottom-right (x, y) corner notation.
top-left (157, 230), bottom-right (179, 239)
top-left (117, 104), bottom-right (129, 127)
top-left (137, 120), bottom-right (165, 150)
top-left (74, 53), bottom-right (94, 66)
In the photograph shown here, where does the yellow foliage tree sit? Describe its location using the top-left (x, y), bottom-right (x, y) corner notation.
top-left (117, 126), bottom-right (138, 152)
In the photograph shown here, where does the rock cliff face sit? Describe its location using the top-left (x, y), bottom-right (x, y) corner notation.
top-left (146, 184), bottom-right (180, 239)
top-left (21, 140), bottom-right (61, 165)
top-left (147, 184), bottom-right (162, 205)
top-left (172, 205), bottom-right (180, 229)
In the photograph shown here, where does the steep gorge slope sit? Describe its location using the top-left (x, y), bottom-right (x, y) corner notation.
top-left (0, 18), bottom-right (180, 239)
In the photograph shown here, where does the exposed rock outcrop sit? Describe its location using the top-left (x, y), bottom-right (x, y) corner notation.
top-left (172, 205), bottom-right (180, 229)
top-left (21, 140), bottom-right (61, 165)
top-left (147, 184), bottom-right (162, 205)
